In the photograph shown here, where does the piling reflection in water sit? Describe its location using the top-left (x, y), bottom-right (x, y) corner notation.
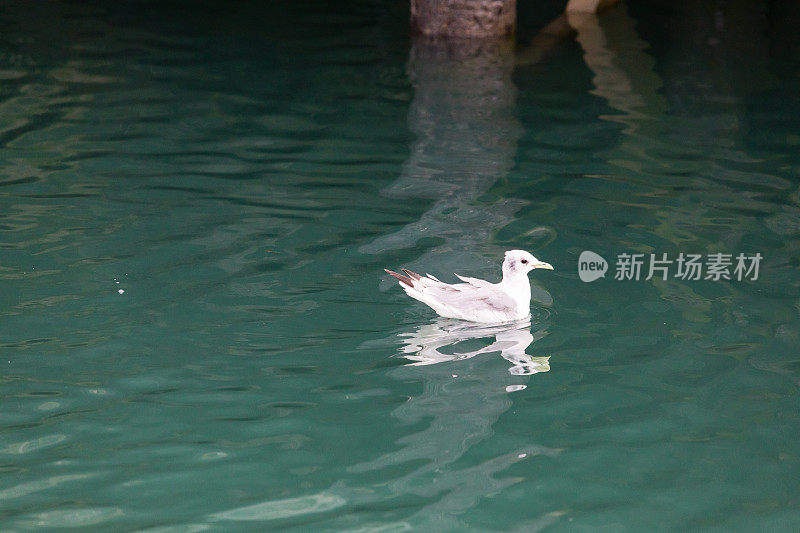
top-left (361, 34), bottom-right (532, 278)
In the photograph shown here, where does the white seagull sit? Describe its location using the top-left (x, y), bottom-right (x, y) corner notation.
top-left (385, 250), bottom-right (554, 323)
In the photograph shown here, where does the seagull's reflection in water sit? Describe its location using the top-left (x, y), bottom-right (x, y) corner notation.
top-left (397, 314), bottom-right (551, 380)
top-left (344, 313), bottom-right (558, 529)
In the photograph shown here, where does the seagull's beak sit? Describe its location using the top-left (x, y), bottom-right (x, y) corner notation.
top-left (534, 261), bottom-right (554, 270)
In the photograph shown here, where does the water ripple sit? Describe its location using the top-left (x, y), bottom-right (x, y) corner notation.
top-left (210, 492), bottom-right (346, 522)
top-left (19, 507), bottom-right (124, 528)
top-left (0, 473), bottom-right (95, 500)
top-left (0, 434), bottom-right (67, 455)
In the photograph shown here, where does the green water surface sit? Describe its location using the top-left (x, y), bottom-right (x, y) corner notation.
top-left (1, 1), bottom-right (799, 531)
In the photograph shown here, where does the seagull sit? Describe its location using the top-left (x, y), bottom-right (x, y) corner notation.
top-left (385, 250), bottom-right (554, 323)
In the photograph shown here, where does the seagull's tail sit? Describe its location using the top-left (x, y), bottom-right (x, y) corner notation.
top-left (384, 269), bottom-right (414, 288)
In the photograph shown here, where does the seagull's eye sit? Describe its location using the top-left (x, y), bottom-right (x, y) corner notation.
top-left (521, 259), bottom-right (528, 264)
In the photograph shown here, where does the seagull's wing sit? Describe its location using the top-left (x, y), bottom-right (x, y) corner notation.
top-left (401, 269), bottom-right (422, 281)
top-left (454, 273), bottom-right (495, 290)
top-left (427, 283), bottom-right (516, 312)
top-left (386, 269), bottom-right (518, 321)
top-left (417, 279), bottom-right (516, 319)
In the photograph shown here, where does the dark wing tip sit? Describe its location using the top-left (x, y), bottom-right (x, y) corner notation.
top-left (401, 269), bottom-right (422, 281)
top-left (385, 269), bottom-right (414, 287)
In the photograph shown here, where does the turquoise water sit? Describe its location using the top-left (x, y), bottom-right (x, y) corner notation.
top-left (2, 1), bottom-right (800, 530)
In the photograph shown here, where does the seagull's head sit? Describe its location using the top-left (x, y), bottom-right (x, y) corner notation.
top-left (503, 249), bottom-right (554, 278)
